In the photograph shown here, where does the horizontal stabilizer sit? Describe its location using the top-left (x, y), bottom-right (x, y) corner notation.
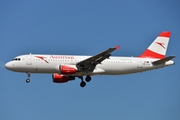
top-left (152, 56), bottom-right (176, 65)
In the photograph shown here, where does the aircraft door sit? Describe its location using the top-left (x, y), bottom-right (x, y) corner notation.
top-left (26, 54), bottom-right (32, 65)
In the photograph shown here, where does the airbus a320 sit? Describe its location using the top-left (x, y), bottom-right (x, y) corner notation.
top-left (5, 31), bottom-right (175, 87)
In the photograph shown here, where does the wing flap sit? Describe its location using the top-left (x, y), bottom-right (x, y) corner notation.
top-left (152, 56), bottom-right (175, 65)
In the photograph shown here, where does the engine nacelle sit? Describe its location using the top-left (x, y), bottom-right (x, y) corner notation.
top-left (52, 74), bottom-right (76, 83)
top-left (55, 65), bottom-right (77, 74)
top-left (52, 74), bottom-right (68, 83)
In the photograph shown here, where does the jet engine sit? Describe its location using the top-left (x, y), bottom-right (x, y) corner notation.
top-left (52, 73), bottom-right (75, 83)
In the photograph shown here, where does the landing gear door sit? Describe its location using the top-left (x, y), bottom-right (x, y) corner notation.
top-left (137, 59), bottom-right (143, 68)
top-left (26, 54), bottom-right (32, 65)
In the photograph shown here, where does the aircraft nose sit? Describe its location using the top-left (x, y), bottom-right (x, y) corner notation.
top-left (5, 62), bottom-right (12, 70)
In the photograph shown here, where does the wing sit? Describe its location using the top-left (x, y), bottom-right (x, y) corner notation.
top-left (76, 45), bottom-right (120, 72)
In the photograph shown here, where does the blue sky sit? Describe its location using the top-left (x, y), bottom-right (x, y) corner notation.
top-left (0, 0), bottom-right (180, 120)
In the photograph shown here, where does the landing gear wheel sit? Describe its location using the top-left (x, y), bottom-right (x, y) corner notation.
top-left (80, 81), bottom-right (86, 87)
top-left (26, 79), bottom-right (30, 83)
top-left (26, 72), bottom-right (31, 83)
top-left (85, 76), bottom-right (91, 82)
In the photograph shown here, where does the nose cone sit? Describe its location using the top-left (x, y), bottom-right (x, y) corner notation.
top-left (5, 62), bottom-right (12, 70)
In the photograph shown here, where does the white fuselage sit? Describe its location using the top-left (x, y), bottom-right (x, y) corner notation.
top-left (5, 54), bottom-right (174, 76)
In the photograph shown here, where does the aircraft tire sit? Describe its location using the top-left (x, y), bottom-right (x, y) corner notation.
top-left (80, 81), bottom-right (86, 87)
top-left (85, 76), bottom-right (91, 82)
top-left (26, 79), bottom-right (30, 83)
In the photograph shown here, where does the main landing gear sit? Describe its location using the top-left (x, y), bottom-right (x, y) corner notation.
top-left (78, 76), bottom-right (92, 87)
top-left (26, 72), bottom-right (31, 83)
top-left (85, 76), bottom-right (91, 82)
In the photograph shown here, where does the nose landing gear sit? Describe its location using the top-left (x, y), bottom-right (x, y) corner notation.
top-left (26, 72), bottom-right (31, 83)
top-left (26, 79), bottom-right (30, 83)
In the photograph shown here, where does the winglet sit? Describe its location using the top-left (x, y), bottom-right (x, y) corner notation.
top-left (115, 45), bottom-right (120, 50)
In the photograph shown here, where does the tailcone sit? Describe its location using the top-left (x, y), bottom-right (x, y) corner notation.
top-left (165, 60), bottom-right (175, 66)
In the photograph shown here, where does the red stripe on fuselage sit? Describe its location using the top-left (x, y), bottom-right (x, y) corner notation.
top-left (139, 49), bottom-right (164, 59)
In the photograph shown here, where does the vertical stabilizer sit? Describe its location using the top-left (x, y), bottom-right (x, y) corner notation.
top-left (139, 31), bottom-right (170, 59)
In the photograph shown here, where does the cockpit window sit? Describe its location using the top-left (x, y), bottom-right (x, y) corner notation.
top-left (12, 58), bottom-right (17, 61)
top-left (12, 58), bottom-right (21, 61)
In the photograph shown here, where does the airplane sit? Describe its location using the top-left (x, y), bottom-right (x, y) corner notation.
top-left (5, 31), bottom-right (175, 87)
